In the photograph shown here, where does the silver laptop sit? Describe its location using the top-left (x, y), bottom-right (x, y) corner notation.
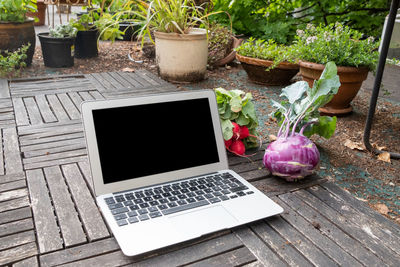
top-left (81, 90), bottom-right (283, 256)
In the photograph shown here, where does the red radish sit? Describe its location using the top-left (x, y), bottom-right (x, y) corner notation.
top-left (230, 139), bottom-right (245, 155)
top-left (239, 125), bottom-right (249, 139)
top-left (224, 138), bottom-right (232, 149)
top-left (232, 122), bottom-right (240, 140)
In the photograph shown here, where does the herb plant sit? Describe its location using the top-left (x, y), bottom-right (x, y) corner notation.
top-left (208, 23), bottom-right (232, 67)
top-left (0, 44), bottom-right (29, 78)
top-left (49, 24), bottom-right (78, 38)
top-left (69, 12), bottom-right (96, 31)
top-left (294, 23), bottom-right (380, 71)
top-left (0, 0), bottom-right (37, 22)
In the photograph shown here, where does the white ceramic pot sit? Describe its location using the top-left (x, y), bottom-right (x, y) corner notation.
top-left (155, 28), bottom-right (207, 83)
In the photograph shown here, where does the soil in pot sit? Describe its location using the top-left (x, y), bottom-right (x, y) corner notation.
top-left (299, 61), bottom-right (369, 116)
top-left (38, 33), bottom-right (75, 68)
top-left (236, 54), bottom-right (299, 86)
top-left (0, 20), bottom-right (36, 66)
top-left (75, 29), bottom-right (98, 59)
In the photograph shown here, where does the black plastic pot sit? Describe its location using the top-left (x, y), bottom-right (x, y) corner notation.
top-left (38, 33), bottom-right (75, 68)
top-left (118, 23), bottom-right (140, 41)
top-left (75, 29), bottom-right (98, 58)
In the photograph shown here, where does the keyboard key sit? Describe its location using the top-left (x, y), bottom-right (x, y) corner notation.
top-left (135, 192), bottom-right (145, 198)
top-left (230, 195), bottom-right (238, 199)
top-left (114, 213), bottom-right (127, 220)
top-left (133, 199), bottom-right (144, 204)
top-left (162, 200), bottom-right (210, 216)
top-left (172, 191), bottom-right (180, 196)
top-left (149, 212), bottom-right (162, 218)
top-left (128, 217), bottom-right (139, 224)
top-left (162, 192), bottom-right (172, 198)
top-left (177, 200), bottom-right (187, 206)
top-left (115, 196), bottom-right (126, 202)
top-left (154, 194), bottom-right (162, 199)
top-left (189, 186), bottom-right (197, 192)
top-left (177, 194), bottom-right (187, 199)
top-left (209, 198), bottom-right (221, 204)
top-left (196, 190), bottom-right (205, 195)
top-left (187, 192), bottom-right (196, 198)
top-left (204, 188), bottom-right (213, 193)
top-left (111, 207), bottom-right (129, 215)
top-left (148, 207), bottom-right (158, 213)
top-left (195, 195), bottom-right (205, 201)
top-left (168, 196), bottom-right (178, 202)
top-left (205, 194), bottom-right (214, 199)
top-left (123, 200), bottom-right (133, 206)
top-left (145, 191), bottom-right (154, 196)
top-left (139, 215), bottom-right (149, 221)
top-left (108, 203), bottom-right (123, 210)
top-left (117, 219), bottom-right (128, 226)
top-left (181, 188), bottom-right (190, 193)
top-left (139, 203), bottom-right (149, 208)
top-left (149, 201), bottom-right (159, 206)
top-left (129, 205), bottom-right (139, 211)
top-left (247, 191), bottom-right (254, 195)
top-left (143, 197), bottom-right (153, 202)
top-left (230, 186), bottom-right (249, 193)
top-left (158, 204), bottom-right (168, 210)
top-left (187, 198), bottom-right (196, 203)
top-left (167, 202), bottom-right (178, 208)
top-left (220, 196), bottom-right (229, 201)
top-left (127, 211), bottom-right (138, 217)
top-left (213, 192), bottom-right (223, 197)
top-left (159, 198), bottom-right (169, 204)
top-left (237, 191), bottom-right (246, 197)
top-left (222, 190), bottom-right (231, 195)
top-left (105, 197), bottom-right (115, 204)
top-left (138, 209), bottom-right (148, 215)
top-left (198, 185), bottom-right (207, 190)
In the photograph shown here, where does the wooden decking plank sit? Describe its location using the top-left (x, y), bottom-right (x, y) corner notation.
top-left (102, 86), bottom-right (177, 98)
top-left (85, 74), bottom-right (108, 92)
top-left (0, 79), bottom-right (10, 98)
top-left (0, 173), bottom-right (25, 184)
top-left (186, 247), bottom-right (256, 267)
top-left (234, 226), bottom-right (285, 266)
top-left (3, 128), bottom-right (23, 174)
top-left (101, 72), bottom-right (126, 89)
top-left (294, 189), bottom-right (400, 266)
top-left (44, 166), bottom-right (87, 247)
top-left (0, 206), bottom-right (31, 224)
top-left (307, 185), bottom-right (400, 256)
top-left (57, 93), bottom-right (81, 120)
top-left (24, 155), bottom-right (88, 170)
top-left (12, 256), bottom-right (39, 267)
top-left (26, 169), bottom-right (63, 253)
top-left (20, 132), bottom-right (84, 147)
top-left (46, 94), bottom-right (70, 121)
top-left (109, 72), bottom-right (134, 88)
top-left (0, 188), bottom-right (28, 202)
top-left (89, 90), bottom-right (105, 100)
top-left (12, 98), bottom-right (29, 126)
top-left (91, 73), bottom-right (118, 91)
top-left (79, 91), bottom-right (95, 101)
top-left (0, 129), bottom-right (4, 175)
top-left (265, 216), bottom-right (337, 267)
top-left (279, 191), bottom-right (385, 266)
top-left (18, 122), bottom-right (83, 137)
top-left (117, 71), bottom-right (143, 88)
top-left (77, 161), bottom-right (94, 191)
top-left (0, 195), bottom-right (29, 213)
top-left (60, 250), bottom-right (132, 267)
top-left (137, 69), bottom-right (170, 85)
top-left (0, 242), bottom-right (38, 266)
top-left (0, 230), bottom-right (35, 251)
top-left (35, 95), bottom-right (58, 123)
top-left (68, 91), bottom-right (84, 109)
top-left (0, 218), bottom-right (33, 238)
top-left (273, 195), bottom-right (362, 266)
top-left (23, 97), bottom-right (43, 125)
top-left (23, 148), bottom-right (87, 164)
top-left (40, 238), bottom-right (120, 267)
top-left (62, 164), bottom-right (110, 241)
top-left (17, 119), bottom-right (82, 133)
top-left (23, 141), bottom-right (85, 158)
top-left (21, 136), bottom-right (84, 153)
top-left (134, 70), bottom-right (164, 86)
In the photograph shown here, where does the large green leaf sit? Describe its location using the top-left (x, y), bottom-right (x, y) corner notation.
top-left (280, 81), bottom-right (308, 104)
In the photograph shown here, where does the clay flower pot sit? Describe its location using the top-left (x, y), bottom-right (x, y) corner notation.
top-left (236, 54), bottom-right (299, 86)
top-left (212, 36), bottom-right (243, 67)
top-left (299, 61), bottom-right (369, 115)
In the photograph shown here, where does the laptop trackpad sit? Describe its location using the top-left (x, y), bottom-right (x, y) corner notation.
top-left (168, 205), bottom-right (238, 237)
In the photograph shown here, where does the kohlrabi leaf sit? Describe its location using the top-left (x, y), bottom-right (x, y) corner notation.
top-left (220, 119), bottom-right (233, 140)
top-left (303, 116), bottom-right (337, 139)
top-left (280, 81), bottom-right (308, 104)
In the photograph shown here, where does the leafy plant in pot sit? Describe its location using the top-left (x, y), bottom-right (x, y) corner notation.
top-left (235, 38), bottom-right (299, 86)
top-left (294, 23), bottom-right (379, 115)
top-left (0, 0), bottom-right (37, 66)
top-left (38, 24), bottom-right (77, 68)
top-left (69, 12), bottom-right (99, 58)
top-left (264, 62), bottom-right (340, 181)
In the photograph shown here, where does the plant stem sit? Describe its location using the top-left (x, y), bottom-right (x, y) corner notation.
top-left (277, 109), bottom-right (290, 137)
top-left (299, 120), bottom-right (318, 135)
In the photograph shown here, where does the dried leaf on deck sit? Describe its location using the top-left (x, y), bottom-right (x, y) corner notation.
top-left (377, 152), bottom-right (391, 163)
top-left (344, 139), bottom-right (365, 151)
top-left (373, 203), bottom-right (390, 215)
top-left (122, 67), bottom-right (135, 72)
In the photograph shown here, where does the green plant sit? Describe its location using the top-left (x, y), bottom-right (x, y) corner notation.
top-left (0, 44), bottom-right (29, 78)
top-left (0, 0), bottom-right (37, 22)
top-left (236, 37), bottom-right (298, 70)
top-left (208, 23), bottom-right (232, 66)
top-left (293, 23), bottom-right (380, 70)
top-left (69, 12), bottom-right (97, 31)
top-left (49, 24), bottom-right (78, 38)
top-left (94, 13), bottom-right (125, 42)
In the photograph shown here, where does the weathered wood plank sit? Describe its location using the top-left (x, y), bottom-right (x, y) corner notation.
top-left (20, 135), bottom-right (84, 152)
top-left (62, 164), bottom-right (109, 241)
top-left (17, 118), bottom-right (81, 133)
top-left (0, 172), bottom-right (25, 184)
top-left (0, 188), bottom-right (28, 202)
top-left (279, 191), bottom-right (385, 266)
top-left (273, 195), bottom-right (362, 266)
top-left (91, 73), bottom-right (118, 90)
top-left (0, 129), bottom-right (4, 175)
top-left (85, 74), bottom-right (108, 92)
top-left (35, 95), bottom-right (58, 123)
top-left (0, 206), bottom-right (31, 224)
top-left (0, 242), bottom-right (38, 266)
top-left (294, 189), bottom-right (400, 266)
top-left (26, 169), bottom-right (63, 253)
top-left (23, 141), bottom-right (86, 158)
top-left (19, 123), bottom-right (83, 139)
top-left (46, 94), bottom-right (70, 121)
top-left (0, 196), bottom-right (29, 213)
top-left (117, 71), bottom-right (143, 88)
top-left (77, 160), bottom-right (94, 191)
top-left (0, 79), bottom-right (10, 98)
top-left (20, 132), bottom-right (84, 147)
top-left (23, 149), bottom-right (87, 164)
top-left (234, 227), bottom-right (285, 266)
top-left (12, 98), bottom-right (29, 126)
top-left (79, 91), bottom-right (95, 101)
top-left (89, 90), bottom-right (105, 100)
top-left (0, 218), bottom-right (33, 238)
top-left (40, 238), bottom-right (119, 267)
top-left (12, 256), bottom-right (39, 267)
top-left (101, 72), bottom-right (126, 89)
top-left (68, 92), bottom-right (84, 109)
top-left (44, 166), bottom-right (87, 247)
top-left (137, 69), bottom-right (170, 85)
top-left (109, 72), bottom-right (134, 88)
top-left (24, 155), bottom-right (88, 170)
top-left (57, 93), bottom-right (81, 119)
top-left (23, 97), bottom-right (43, 125)
top-left (0, 230), bottom-right (35, 251)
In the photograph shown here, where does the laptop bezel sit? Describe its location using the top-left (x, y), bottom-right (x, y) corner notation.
top-left (81, 90), bottom-right (229, 197)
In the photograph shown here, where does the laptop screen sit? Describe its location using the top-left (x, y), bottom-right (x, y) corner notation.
top-left (92, 97), bottom-right (220, 184)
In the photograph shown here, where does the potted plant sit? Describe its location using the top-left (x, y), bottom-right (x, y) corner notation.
top-left (27, 0), bottom-right (46, 26)
top-left (69, 12), bottom-right (99, 58)
top-left (0, 0), bottom-right (37, 66)
top-left (294, 23), bottom-right (379, 115)
top-left (235, 38), bottom-right (299, 86)
top-left (37, 24), bottom-right (77, 68)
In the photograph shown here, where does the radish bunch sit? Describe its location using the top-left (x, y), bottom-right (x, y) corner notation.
top-left (215, 88), bottom-right (259, 156)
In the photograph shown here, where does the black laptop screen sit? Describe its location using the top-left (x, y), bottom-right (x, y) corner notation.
top-left (92, 97), bottom-right (220, 184)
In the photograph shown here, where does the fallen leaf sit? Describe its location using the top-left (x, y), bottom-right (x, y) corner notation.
top-left (372, 143), bottom-right (387, 151)
top-left (377, 152), bottom-right (391, 163)
top-left (373, 203), bottom-right (390, 215)
top-left (269, 134), bottom-right (277, 141)
top-left (311, 221), bottom-right (321, 230)
top-left (122, 67), bottom-right (135, 72)
top-left (344, 139), bottom-right (365, 151)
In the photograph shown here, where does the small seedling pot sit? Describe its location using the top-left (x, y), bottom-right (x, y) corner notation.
top-left (38, 32), bottom-right (75, 68)
top-left (75, 29), bottom-right (98, 59)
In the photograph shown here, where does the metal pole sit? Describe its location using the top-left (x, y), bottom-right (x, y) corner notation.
top-left (363, 0), bottom-right (400, 159)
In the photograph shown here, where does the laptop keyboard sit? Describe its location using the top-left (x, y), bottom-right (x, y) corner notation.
top-left (104, 173), bottom-right (254, 227)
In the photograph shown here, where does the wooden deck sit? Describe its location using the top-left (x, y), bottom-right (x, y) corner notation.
top-left (0, 70), bottom-right (399, 266)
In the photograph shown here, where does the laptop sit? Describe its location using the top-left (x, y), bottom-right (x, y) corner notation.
top-left (81, 90), bottom-right (283, 256)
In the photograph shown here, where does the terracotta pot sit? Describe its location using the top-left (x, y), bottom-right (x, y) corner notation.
top-left (213, 36), bottom-right (242, 67)
top-left (236, 54), bottom-right (299, 86)
top-left (0, 20), bottom-right (36, 66)
top-left (299, 61), bottom-right (369, 115)
top-left (27, 1), bottom-right (47, 26)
